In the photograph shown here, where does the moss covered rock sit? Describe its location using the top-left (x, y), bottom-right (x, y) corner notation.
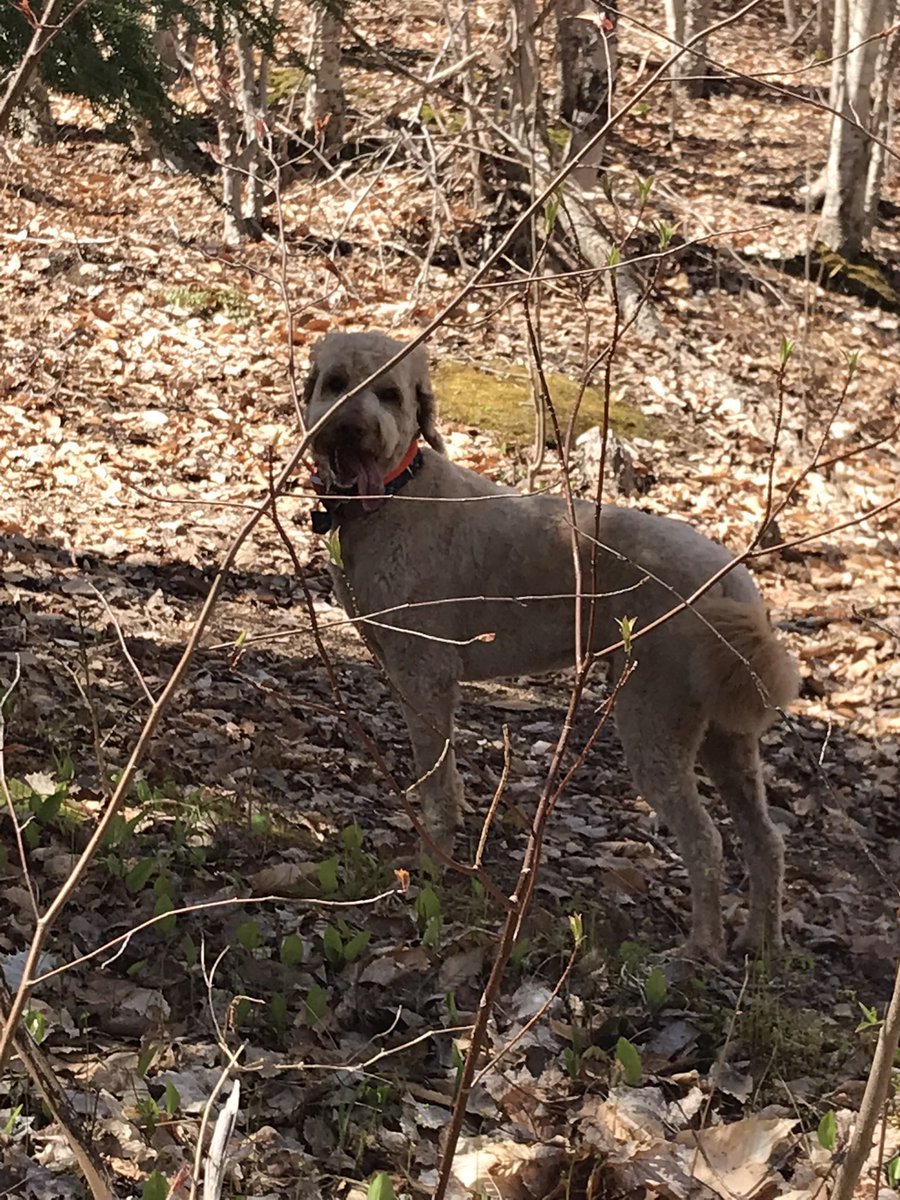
top-left (432, 360), bottom-right (651, 446)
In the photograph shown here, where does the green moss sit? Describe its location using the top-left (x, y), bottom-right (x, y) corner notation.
top-left (163, 287), bottom-right (252, 321)
top-left (432, 359), bottom-right (652, 445)
top-left (267, 66), bottom-right (307, 105)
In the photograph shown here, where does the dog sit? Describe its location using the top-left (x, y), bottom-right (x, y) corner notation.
top-left (304, 331), bottom-right (799, 961)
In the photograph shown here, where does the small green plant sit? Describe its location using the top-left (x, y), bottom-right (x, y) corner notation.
top-left (142, 1170), bottom-right (169, 1200)
top-left (885, 1153), bottom-right (900, 1190)
top-left (2, 1105), bottom-right (23, 1136)
top-left (653, 219), bottom-right (677, 250)
top-left (24, 1010), bottom-right (47, 1045)
top-left (7, 769), bottom-right (77, 847)
top-left (305, 984), bottom-right (329, 1026)
top-left (644, 967), bottom-right (668, 1014)
top-left (368, 1171), bottom-right (396, 1200)
top-left (163, 286), bottom-right (252, 321)
top-left (615, 1036), bottom-right (642, 1085)
top-left (817, 1110), bottom-right (837, 1151)
top-left (322, 918), bottom-right (371, 967)
top-left (237, 920), bottom-right (261, 951)
top-left (415, 885), bottom-right (442, 950)
top-left (563, 1022), bottom-right (604, 1077)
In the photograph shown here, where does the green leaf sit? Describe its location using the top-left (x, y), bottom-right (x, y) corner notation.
top-left (510, 937), bottom-right (530, 969)
top-left (142, 1170), bottom-right (169, 1200)
top-left (422, 914), bottom-right (441, 951)
top-left (7, 778), bottom-right (32, 803)
top-left (125, 857), bottom-right (156, 895)
top-left (645, 968), bottom-right (668, 1012)
top-left (237, 920), bottom-right (261, 951)
top-left (342, 929), bottom-right (371, 963)
top-left (569, 912), bottom-right (584, 948)
top-left (367, 1172), bottom-right (396, 1200)
top-left (885, 1153), bottom-right (900, 1188)
top-left (322, 924), bottom-right (344, 965)
top-left (181, 933), bottom-right (198, 968)
top-left (270, 991), bottom-right (288, 1030)
top-left (325, 530), bottom-right (343, 566)
top-left (24, 1010), bottom-right (46, 1045)
top-left (163, 1080), bottom-right (180, 1116)
top-left (249, 811), bottom-right (271, 835)
top-left (317, 856), bottom-right (339, 895)
top-left (2, 1104), bottom-right (22, 1136)
top-left (341, 822), bottom-right (365, 853)
top-left (154, 892), bottom-right (176, 934)
top-left (137, 1043), bottom-right (157, 1078)
top-left (779, 336), bottom-right (795, 365)
top-left (817, 1110), bottom-right (837, 1151)
top-left (416, 885), bottom-right (442, 934)
top-left (615, 1036), bottom-right (642, 1085)
top-left (305, 984), bottom-right (328, 1025)
top-left (616, 614), bottom-right (636, 654)
top-left (280, 933), bottom-right (304, 967)
top-left (103, 814), bottom-right (131, 848)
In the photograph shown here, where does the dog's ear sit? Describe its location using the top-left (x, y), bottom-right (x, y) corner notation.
top-left (302, 359), bottom-right (320, 413)
top-left (413, 354), bottom-right (446, 454)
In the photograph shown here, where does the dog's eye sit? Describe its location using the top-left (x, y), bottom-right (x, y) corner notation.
top-left (377, 385), bottom-right (402, 405)
top-left (323, 372), bottom-right (348, 394)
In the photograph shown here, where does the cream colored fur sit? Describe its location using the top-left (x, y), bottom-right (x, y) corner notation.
top-left (305, 331), bottom-right (799, 960)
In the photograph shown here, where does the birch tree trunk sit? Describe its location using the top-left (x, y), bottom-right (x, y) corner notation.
top-left (664, 0), bottom-right (711, 100)
top-left (557, 0), bottom-right (618, 186)
top-left (10, 76), bottom-right (55, 144)
top-left (506, 0), bottom-right (539, 149)
top-left (863, 0), bottom-right (899, 228)
top-left (817, 0), bottom-right (889, 255)
top-left (303, 6), bottom-right (346, 159)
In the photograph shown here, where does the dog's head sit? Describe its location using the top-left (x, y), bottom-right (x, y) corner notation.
top-left (303, 331), bottom-right (445, 510)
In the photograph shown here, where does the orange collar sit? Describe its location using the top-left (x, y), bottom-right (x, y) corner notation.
top-left (383, 440), bottom-right (420, 485)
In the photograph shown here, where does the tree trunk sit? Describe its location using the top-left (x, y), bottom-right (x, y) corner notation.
top-left (0, 0), bottom-right (67, 135)
top-left (863, 0), bottom-right (899, 228)
top-left (664, 0), bottom-right (712, 101)
top-left (236, 27), bottom-right (266, 224)
top-left (817, 0), bottom-right (888, 256)
top-left (9, 75), bottom-right (55, 145)
top-left (506, 0), bottom-right (540, 149)
top-left (303, 6), bottom-right (346, 159)
top-left (814, 0), bottom-right (836, 52)
top-left (557, 0), bottom-right (618, 186)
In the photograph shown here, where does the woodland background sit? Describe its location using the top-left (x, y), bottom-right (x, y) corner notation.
top-left (0, 0), bottom-right (899, 1197)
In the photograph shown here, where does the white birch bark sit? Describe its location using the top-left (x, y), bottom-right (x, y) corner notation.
top-left (664, 0), bottom-right (711, 100)
top-left (863, 0), bottom-right (899, 230)
top-left (506, 0), bottom-right (539, 149)
top-left (557, 0), bottom-right (618, 186)
top-left (817, 0), bottom-right (889, 255)
top-left (303, 7), bottom-right (346, 158)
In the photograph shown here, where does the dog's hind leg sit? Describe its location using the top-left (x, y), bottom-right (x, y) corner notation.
top-left (700, 726), bottom-right (784, 956)
top-left (615, 681), bottom-right (725, 961)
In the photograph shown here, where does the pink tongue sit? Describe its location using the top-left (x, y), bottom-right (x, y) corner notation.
top-left (358, 460), bottom-right (385, 512)
top-left (337, 450), bottom-right (384, 511)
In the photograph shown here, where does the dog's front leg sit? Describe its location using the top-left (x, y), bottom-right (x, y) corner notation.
top-left (385, 650), bottom-right (464, 851)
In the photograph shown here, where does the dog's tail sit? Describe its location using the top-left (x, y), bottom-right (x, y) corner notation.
top-left (689, 597), bottom-right (799, 734)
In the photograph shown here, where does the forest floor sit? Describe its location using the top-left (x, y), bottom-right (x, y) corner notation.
top-left (1, 0), bottom-right (899, 1196)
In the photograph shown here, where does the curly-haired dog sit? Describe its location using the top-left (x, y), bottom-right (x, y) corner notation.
top-left (305, 331), bottom-right (799, 960)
